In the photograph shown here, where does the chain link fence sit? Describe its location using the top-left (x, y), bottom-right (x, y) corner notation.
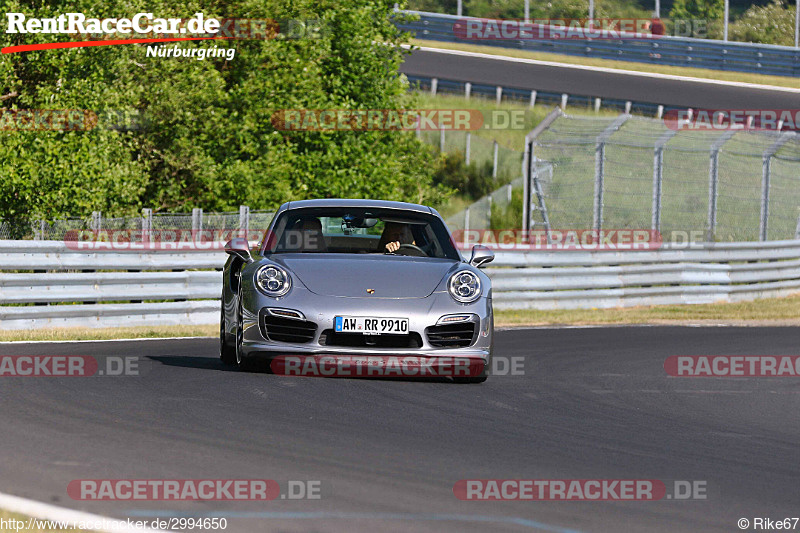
top-left (0, 207), bottom-right (274, 241)
top-left (524, 113), bottom-right (800, 241)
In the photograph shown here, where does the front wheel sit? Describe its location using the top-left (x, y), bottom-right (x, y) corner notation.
top-left (235, 288), bottom-right (256, 372)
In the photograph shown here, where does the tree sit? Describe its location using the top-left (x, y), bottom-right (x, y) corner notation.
top-left (729, 0), bottom-right (796, 45)
top-left (0, 0), bottom-right (450, 231)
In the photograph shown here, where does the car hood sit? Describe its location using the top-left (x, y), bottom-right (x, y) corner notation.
top-left (271, 254), bottom-right (457, 298)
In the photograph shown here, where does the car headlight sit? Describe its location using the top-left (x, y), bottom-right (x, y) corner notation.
top-left (448, 270), bottom-right (481, 303)
top-left (255, 265), bottom-right (291, 297)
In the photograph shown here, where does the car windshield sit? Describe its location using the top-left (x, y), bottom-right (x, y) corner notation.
top-left (262, 207), bottom-right (460, 260)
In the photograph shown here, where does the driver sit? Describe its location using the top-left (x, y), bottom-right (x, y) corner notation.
top-left (379, 222), bottom-right (415, 253)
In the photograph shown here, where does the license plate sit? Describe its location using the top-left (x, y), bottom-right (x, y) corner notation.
top-left (334, 316), bottom-right (409, 335)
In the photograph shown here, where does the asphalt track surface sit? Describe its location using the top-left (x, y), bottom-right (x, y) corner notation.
top-left (1, 327), bottom-right (799, 532)
top-left (400, 49), bottom-right (800, 110)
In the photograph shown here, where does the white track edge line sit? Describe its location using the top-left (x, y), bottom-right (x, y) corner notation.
top-left (0, 491), bottom-right (172, 533)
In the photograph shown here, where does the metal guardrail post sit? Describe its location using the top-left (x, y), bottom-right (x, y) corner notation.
top-left (760, 133), bottom-right (793, 241)
top-left (529, 90), bottom-right (537, 108)
top-left (594, 98), bottom-right (601, 112)
top-left (706, 131), bottom-right (735, 241)
top-left (560, 94), bottom-right (568, 110)
top-left (464, 82), bottom-right (471, 100)
top-left (430, 78), bottom-right (438, 96)
top-left (495, 86), bottom-right (503, 106)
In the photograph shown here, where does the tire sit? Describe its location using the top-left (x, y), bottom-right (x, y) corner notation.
top-left (219, 303), bottom-right (236, 365)
top-left (235, 288), bottom-right (256, 372)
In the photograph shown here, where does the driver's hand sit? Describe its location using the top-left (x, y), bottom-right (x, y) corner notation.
top-left (385, 241), bottom-right (400, 253)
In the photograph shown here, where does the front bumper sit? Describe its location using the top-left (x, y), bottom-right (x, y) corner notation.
top-left (239, 285), bottom-right (492, 361)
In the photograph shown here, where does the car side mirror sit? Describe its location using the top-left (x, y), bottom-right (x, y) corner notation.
top-left (224, 238), bottom-right (253, 263)
top-left (469, 244), bottom-right (494, 268)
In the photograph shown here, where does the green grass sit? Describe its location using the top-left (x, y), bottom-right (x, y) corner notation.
top-left (496, 293), bottom-right (800, 326)
top-left (0, 325), bottom-right (217, 342)
top-left (411, 39), bottom-right (800, 89)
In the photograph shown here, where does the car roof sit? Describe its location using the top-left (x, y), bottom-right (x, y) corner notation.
top-left (279, 199), bottom-right (434, 214)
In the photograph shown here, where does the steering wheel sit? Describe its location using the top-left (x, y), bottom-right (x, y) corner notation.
top-left (395, 243), bottom-right (427, 257)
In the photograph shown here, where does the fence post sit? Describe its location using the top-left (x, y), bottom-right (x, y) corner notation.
top-left (91, 211), bottom-right (101, 231)
top-left (760, 133), bottom-right (792, 241)
top-left (796, 212), bottom-right (800, 239)
top-left (652, 131), bottom-right (676, 233)
top-left (492, 140), bottom-right (499, 178)
top-left (760, 155), bottom-right (771, 241)
top-left (706, 131), bottom-right (734, 241)
top-left (594, 141), bottom-right (605, 231)
top-left (142, 208), bottom-right (152, 245)
top-left (463, 207), bottom-right (470, 248)
top-left (239, 205), bottom-right (250, 238)
top-left (594, 114), bottom-right (630, 232)
top-left (431, 78), bottom-right (438, 96)
top-left (439, 125), bottom-right (445, 152)
top-left (495, 86), bottom-right (503, 106)
top-left (192, 207), bottom-right (203, 235)
top-left (465, 132), bottom-right (471, 165)
top-left (464, 82), bottom-right (471, 100)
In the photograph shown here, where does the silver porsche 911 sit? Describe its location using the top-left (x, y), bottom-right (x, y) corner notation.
top-left (219, 199), bottom-right (494, 383)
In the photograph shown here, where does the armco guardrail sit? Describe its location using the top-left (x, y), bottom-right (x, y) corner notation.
top-left (397, 10), bottom-right (800, 77)
top-left (487, 239), bottom-right (800, 309)
top-left (0, 241), bottom-right (226, 330)
top-left (1, 239), bottom-right (799, 329)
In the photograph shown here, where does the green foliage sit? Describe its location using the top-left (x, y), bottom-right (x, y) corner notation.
top-left (669, 0), bottom-right (724, 20)
top-left (0, 0), bottom-right (451, 226)
top-left (729, 0), bottom-right (796, 45)
top-left (489, 186), bottom-right (522, 230)
top-left (432, 151), bottom-right (507, 201)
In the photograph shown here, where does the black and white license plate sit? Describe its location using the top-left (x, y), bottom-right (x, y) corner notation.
top-left (334, 316), bottom-right (409, 335)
